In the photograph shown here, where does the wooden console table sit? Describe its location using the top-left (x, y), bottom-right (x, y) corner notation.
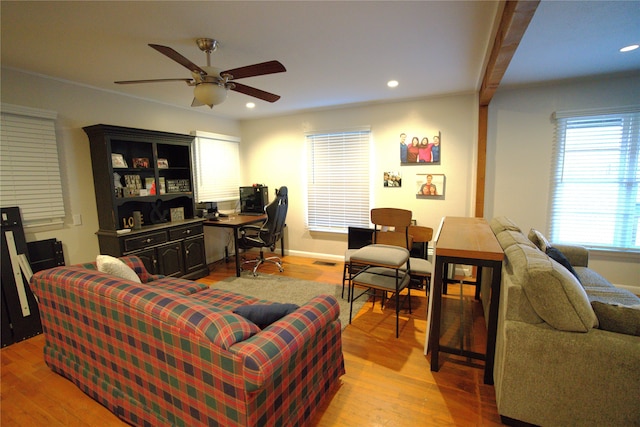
top-left (427, 216), bottom-right (504, 384)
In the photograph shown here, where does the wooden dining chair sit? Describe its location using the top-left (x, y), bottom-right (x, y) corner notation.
top-left (348, 208), bottom-right (414, 337)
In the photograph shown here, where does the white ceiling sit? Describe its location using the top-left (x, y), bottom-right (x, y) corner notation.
top-left (1, 1), bottom-right (639, 120)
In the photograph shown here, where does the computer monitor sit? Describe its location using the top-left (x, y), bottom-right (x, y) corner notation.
top-left (239, 186), bottom-right (269, 215)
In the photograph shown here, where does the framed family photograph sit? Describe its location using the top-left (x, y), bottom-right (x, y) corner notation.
top-left (416, 174), bottom-right (445, 198)
top-left (399, 131), bottom-right (441, 165)
top-left (383, 171), bottom-right (402, 187)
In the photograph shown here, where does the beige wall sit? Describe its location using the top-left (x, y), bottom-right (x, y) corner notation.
top-left (240, 94), bottom-right (478, 260)
top-left (487, 74), bottom-right (640, 289)
top-left (1, 68), bottom-right (240, 265)
top-left (2, 67), bottom-right (637, 290)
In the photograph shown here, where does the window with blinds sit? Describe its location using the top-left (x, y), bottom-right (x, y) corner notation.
top-left (191, 130), bottom-right (240, 203)
top-left (306, 128), bottom-right (371, 232)
top-left (0, 104), bottom-right (65, 227)
top-left (550, 106), bottom-right (640, 251)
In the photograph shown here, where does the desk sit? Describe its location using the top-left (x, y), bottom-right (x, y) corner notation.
top-left (427, 216), bottom-right (504, 384)
top-left (204, 214), bottom-right (284, 277)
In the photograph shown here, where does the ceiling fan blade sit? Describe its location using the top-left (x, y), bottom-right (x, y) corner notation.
top-left (149, 44), bottom-right (207, 75)
top-left (115, 78), bottom-right (194, 85)
top-left (221, 60), bottom-right (286, 80)
top-left (231, 82), bottom-right (281, 103)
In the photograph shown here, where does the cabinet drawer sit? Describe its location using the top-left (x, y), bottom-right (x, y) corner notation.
top-left (169, 224), bottom-right (203, 241)
top-left (124, 231), bottom-right (167, 252)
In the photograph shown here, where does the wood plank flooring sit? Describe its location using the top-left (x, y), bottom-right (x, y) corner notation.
top-left (1, 254), bottom-right (503, 426)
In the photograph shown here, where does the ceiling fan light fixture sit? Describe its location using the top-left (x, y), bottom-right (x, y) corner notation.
top-left (194, 82), bottom-right (227, 107)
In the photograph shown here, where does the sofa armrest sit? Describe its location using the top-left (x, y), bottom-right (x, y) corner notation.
top-left (553, 244), bottom-right (589, 267)
top-left (229, 294), bottom-right (341, 392)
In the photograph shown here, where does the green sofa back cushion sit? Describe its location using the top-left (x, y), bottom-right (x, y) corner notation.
top-left (506, 244), bottom-right (597, 332)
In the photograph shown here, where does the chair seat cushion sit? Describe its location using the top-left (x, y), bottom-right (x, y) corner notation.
top-left (350, 244), bottom-right (409, 268)
top-left (344, 248), bottom-right (359, 262)
top-left (408, 257), bottom-right (432, 275)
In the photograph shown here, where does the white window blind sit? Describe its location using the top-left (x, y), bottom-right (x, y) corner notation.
top-left (191, 131), bottom-right (240, 202)
top-left (0, 104), bottom-right (65, 227)
top-left (550, 106), bottom-right (640, 251)
top-left (306, 128), bottom-right (371, 232)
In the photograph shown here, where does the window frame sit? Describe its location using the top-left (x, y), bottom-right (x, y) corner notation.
top-left (305, 128), bottom-right (372, 233)
top-left (0, 103), bottom-right (65, 228)
top-left (549, 106), bottom-right (640, 253)
top-left (190, 130), bottom-right (240, 203)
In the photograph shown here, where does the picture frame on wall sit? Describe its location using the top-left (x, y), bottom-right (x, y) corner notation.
top-left (399, 131), bottom-right (441, 165)
top-left (383, 171), bottom-right (402, 187)
top-left (416, 174), bottom-right (445, 199)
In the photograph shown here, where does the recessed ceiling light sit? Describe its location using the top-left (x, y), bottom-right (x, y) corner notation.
top-left (387, 80), bottom-right (399, 88)
top-left (246, 102), bottom-right (256, 109)
top-left (620, 44), bottom-right (639, 53)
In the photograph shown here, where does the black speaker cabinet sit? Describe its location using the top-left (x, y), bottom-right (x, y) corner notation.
top-left (1, 207), bottom-right (42, 347)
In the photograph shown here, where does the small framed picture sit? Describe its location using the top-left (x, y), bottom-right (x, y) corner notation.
top-left (133, 157), bottom-right (150, 168)
top-left (383, 171), bottom-right (402, 187)
top-left (170, 207), bottom-right (185, 222)
top-left (157, 158), bottom-right (169, 169)
top-left (416, 174), bottom-right (445, 198)
top-left (111, 153), bottom-right (127, 168)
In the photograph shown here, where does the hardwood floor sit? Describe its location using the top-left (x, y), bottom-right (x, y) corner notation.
top-left (1, 254), bottom-right (503, 426)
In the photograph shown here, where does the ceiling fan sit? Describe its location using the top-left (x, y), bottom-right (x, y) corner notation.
top-left (115, 38), bottom-right (286, 108)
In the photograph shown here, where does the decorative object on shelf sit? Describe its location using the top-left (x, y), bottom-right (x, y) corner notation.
top-left (132, 211), bottom-right (143, 230)
top-left (157, 158), bottom-right (169, 169)
top-left (416, 174), bottom-right (445, 198)
top-left (124, 175), bottom-right (142, 197)
top-left (383, 171), bottom-right (402, 187)
top-left (111, 153), bottom-right (127, 168)
top-left (145, 177), bottom-right (156, 195)
top-left (114, 172), bottom-right (124, 198)
top-left (170, 207), bottom-right (185, 222)
top-left (159, 177), bottom-right (166, 194)
top-left (166, 179), bottom-right (191, 193)
top-left (150, 199), bottom-right (169, 224)
top-left (399, 131), bottom-right (441, 165)
top-left (132, 157), bottom-right (150, 168)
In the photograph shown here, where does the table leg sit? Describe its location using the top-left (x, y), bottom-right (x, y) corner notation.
top-left (483, 261), bottom-right (502, 384)
top-left (429, 258), bottom-right (445, 371)
top-left (234, 229), bottom-right (242, 277)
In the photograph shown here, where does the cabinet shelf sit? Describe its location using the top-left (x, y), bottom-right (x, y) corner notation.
top-left (84, 124), bottom-right (208, 280)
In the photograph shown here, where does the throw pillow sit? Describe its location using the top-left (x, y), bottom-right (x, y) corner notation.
top-left (96, 255), bottom-right (141, 283)
top-left (528, 228), bottom-right (552, 252)
top-left (234, 303), bottom-right (299, 329)
top-left (591, 301), bottom-right (640, 336)
top-left (546, 247), bottom-right (582, 284)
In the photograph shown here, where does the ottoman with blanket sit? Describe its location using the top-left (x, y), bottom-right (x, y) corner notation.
top-left (29, 255), bottom-right (345, 426)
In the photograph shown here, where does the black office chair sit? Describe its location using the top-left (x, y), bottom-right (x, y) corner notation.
top-left (238, 186), bottom-right (288, 276)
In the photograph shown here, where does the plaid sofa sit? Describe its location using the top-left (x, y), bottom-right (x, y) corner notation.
top-left (30, 256), bottom-right (345, 426)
